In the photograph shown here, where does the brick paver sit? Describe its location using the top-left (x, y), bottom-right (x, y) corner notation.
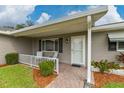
top-left (47, 63), bottom-right (86, 88)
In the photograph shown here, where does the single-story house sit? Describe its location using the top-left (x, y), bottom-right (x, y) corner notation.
top-left (0, 6), bottom-right (124, 84)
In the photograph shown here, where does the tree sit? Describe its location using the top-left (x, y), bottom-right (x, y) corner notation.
top-left (15, 24), bottom-right (26, 30)
top-left (26, 20), bottom-right (34, 26)
top-left (15, 20), bottom-right (34, 30)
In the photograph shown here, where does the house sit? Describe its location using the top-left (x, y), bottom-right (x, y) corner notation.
top-left (0, 6), bottom-right (124, 85)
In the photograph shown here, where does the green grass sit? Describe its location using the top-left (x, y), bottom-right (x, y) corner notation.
top-left (0, 64), bottom-right (38, 88)
top-left (103, 82), bottom-right (124, 88)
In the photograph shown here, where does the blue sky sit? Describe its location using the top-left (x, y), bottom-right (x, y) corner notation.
top-left (29, 5), bottom-right (88, 22)
top-left (0, 5), bottom-right (123, 27)
top-left (116, 5), bottom-right (124, 19)
top-left (29, 5), bottom-right (124, 24)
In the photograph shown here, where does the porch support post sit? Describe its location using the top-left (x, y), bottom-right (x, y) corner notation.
top-left (87, 15), bottom-right (92, 84)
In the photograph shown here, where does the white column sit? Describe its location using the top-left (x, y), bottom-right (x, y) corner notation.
top-left (87, 15), bottom-right (92, 83)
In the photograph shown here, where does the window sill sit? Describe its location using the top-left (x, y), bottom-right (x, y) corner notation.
top-left (117, 50), bottom-right (124, 52)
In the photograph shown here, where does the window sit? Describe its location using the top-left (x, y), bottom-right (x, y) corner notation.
top-left (39, 38), bottom-right (63, 53)
top-left (108, 38), bottom-right (116, 51)
top-left (108, 39), bottom-right (124, 51)
top-left (117, 42), bottom-right (124, 51)
top-left (108, 41), bottom-right (116, 51)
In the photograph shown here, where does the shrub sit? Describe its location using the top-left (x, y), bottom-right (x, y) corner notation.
top-left (5, 53), bottom-right (19, 65)
top-left (117, 52), bottom-right (124, 63)
top-left (39, 60), bottom-right (55, 77)
top-left (91, 60), bottom-right (120, 73)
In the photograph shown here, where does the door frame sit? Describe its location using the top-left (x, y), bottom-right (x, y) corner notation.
top-left (71, 35), bottom-right (86, 66)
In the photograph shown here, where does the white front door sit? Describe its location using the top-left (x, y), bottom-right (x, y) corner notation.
top-left (71, 36), bottom-right (85, 66)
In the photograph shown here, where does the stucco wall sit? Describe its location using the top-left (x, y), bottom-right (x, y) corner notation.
top-left (0, 34), bottom-right (32, 64)
top-left (32, 37), bottom-right (71, 64)
top-left (92, 31), bottom-right (120, 62)
top-left (32, 31), bottom-right (121, 65)
top-left (33, 32), bottom-right (86, 64)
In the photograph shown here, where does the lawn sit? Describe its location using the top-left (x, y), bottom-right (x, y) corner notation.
top-left (103, 82), bottom-right (124, 88)
top-left (0, 64), bottom-right (38, 88)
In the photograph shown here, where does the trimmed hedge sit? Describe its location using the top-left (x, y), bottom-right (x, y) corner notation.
top-left (5, 53), bottom-right (19, 65)
top-left (39, 60), bottom-right (55, 77)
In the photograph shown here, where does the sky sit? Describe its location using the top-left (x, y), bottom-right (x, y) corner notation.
top-left (0, 5), bottom-right (123, 27)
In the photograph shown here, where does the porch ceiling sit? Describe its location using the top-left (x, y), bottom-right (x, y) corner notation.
top-left (12, 6), bottom-right (108, 38)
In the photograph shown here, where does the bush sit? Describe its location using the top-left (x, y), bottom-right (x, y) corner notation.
top-left (91, 60), bottom-right (120, 73)
top-left (5, 53), bottom-right (19, 65)
top-left (39, 60), bottom-right (55, 77)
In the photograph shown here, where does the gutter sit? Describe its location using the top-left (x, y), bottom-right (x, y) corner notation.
top-left (0, 31), bottom-right (12, 35)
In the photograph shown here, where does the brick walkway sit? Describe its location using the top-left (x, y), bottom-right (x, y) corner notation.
top-left (47, 63), bottom-right (86, 88)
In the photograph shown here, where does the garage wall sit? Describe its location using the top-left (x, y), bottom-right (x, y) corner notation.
top-left (0, 34), bottom-right (32, 64)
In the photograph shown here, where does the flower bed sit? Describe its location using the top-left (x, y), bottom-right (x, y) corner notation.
top-left (93, 72), bottom-right (124, 88)
top-left (32, 68), bottom-right (57, 87)
top-left (0, 64), bottom-right (8, 67)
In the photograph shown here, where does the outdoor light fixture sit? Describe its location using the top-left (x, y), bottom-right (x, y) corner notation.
top-left (65, 38), bottom-right (70, 44)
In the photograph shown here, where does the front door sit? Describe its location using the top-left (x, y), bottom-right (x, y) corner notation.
top-left (71, 36), bottom-right (85, 66)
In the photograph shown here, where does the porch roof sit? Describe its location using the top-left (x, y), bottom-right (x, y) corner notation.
top-left (11, 6), bottom-right (108, 38)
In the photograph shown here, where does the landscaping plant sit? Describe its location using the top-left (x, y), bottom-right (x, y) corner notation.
top-left (39, 60), bottom-right (55, 77)
top-left (5, 53), bottom-right (19, 65)
top-left (92, 60), bottom-right (120, 73)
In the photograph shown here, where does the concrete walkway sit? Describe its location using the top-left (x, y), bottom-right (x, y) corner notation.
top-left (47, 63), bottom-right (86, 88)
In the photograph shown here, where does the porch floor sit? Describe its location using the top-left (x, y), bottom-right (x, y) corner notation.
top-left (47, 63), bottom-right (86, 88)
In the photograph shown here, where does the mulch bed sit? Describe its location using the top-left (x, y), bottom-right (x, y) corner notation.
top-left (32, 68), bottom-right (57, 88)
top-left (93, 72), bottom-right (124, 88)
top-left (0, 64), bottom-right (8, 67)
top-left (120, 67), bottom-right (124, 69)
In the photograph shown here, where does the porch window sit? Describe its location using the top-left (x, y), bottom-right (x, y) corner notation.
top-left (40, 38), bottom-right (63, 53)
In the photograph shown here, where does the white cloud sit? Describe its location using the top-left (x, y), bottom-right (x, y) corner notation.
top-left (36, 12), bottom-right (51, 24)
top-left (67, 10), bottom-right (82, 16)
top-left (87, 5), bottom-right (102, 10)
top-left (67, 5), bottom-right (102, 16)
top-left (0, 5), bottom-right (35, 27)
top-left (95, 6), bottom-right (124, 26)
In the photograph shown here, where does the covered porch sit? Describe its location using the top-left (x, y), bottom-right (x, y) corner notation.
top-left (12, 6), bottom-right (108, 87)
top-left (47, 63), bottom-right (86, 88)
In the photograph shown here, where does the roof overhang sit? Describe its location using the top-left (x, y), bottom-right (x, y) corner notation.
top-left (108, 31), bottom-right (124, 42)
top-left (11, 6), bottom-right (108, 38)
top-left (92, 22), bottom-right (124, 32)
top-left (0, 31), bottom-right (11, 35)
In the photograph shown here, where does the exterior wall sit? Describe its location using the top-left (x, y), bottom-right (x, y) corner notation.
top-left (32, 31), bottom-right (121, 65)
top-left (0, 34), bottom-right (32, 64)
top-left (92, 31), bottom-right (120, 62)
top-left (33, 32), bottom-right (86, 64)
top-left (58, 37), bottom-right (71, 64)
top-left (32, 37), bottom-right (71, 64)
